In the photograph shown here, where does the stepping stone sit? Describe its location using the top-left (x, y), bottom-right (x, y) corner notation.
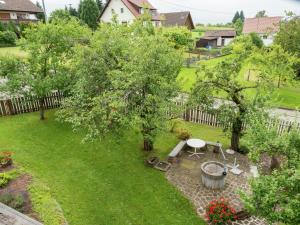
top-left (250, 166), bottom-right (259, 178)
top-left (226, 149), bottom-right (235, 155)
top-left (230, 167), bottom-right (243, 175)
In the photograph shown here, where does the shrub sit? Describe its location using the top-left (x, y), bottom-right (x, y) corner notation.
top-left (0, 173), bottom-right (13, 187)
top-left (206, 198), bottom-right (237, 225)
top-left (0, 151), bottom-right (13, 168)
top-left (238, 145), bottom-right (250, 155)
top-left (0, 31), bottom-right (17, 47)
top-left (175, 128), bottom-right (191, 140)
top-left (0, 193), bottom-right (25, 212)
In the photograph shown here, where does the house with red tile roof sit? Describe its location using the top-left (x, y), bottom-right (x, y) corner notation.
top-left (99, 0), bottom-right (162, 27)
top-left (161, 11), bottom-right (195, 30)
top-left (242, 16), bottom-right (281, 46)
top-left (0, 0), bottom-right (43, 24)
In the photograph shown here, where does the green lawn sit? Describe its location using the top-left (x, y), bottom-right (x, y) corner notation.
top-left (0, 46), bottom-right (27, 58)
top-left (177, 59), bottom-right (300, 109)
top-left (0, 111), bottom-right (216, 225)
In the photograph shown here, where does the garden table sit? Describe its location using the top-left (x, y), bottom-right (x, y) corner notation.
top-left (187, 138), bottom-right (206, 158)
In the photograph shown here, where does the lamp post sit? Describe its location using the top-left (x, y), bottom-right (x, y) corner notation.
top-left (41, 0), bottom-right (48, 22)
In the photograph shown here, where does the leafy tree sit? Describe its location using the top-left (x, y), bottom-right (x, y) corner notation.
top-left (58, 21), bottom-right (182, 151)
top-left (249, 32), bottom-right (263, 48)
top-left (234, 18), bottom-right (243, 35)
top-left (0, 19), bottom-right (91, 120)
top-left (0, 21), bottom-right (5, 32)
top-left (190, 36), bottom-right (294, 152)
top-left (49, 9), bottom-right (72, 22)
top-left (241, 113), bottom-right (300, 224)
top-left (67, 5), bottom-right (79, 17)
top-left (250, 45), bottom-right (296, 88)
top-left (79, 0), bottom-right (100, 30)
top-left (96, 0), bottom-right (104, 13)
top-left (232, 11), bottom-right (240, 24)
top-left (240, 10), bottom-right (245, 22)
top-left (160, 26), bottom-right (193, 50)
top-left (275, 13), bottom-right (300, 77)
top-left (255, 10), bottom-right (267, 18)
top-left (36, 1), bottom-right (45, 22)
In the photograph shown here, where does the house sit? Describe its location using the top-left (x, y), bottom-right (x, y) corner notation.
top-left (196, 30), bottom-right (236, 48)
top-left (0, 0), bottom-right (43, 24)
top-left (100, 0), bottom-right (162, 27)
top-left (242, 16), bottom-right (281, 46)
top-left (161, 11), bottom-right (195, 30)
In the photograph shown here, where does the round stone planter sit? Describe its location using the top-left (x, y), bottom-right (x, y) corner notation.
top-left (201, 161), bottom-right (227, 189)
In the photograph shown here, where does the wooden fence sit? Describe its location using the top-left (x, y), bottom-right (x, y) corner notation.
top-left (175, 101), bottom-right (300, 135)
top-left (0, 91), bottom-right (64, 116)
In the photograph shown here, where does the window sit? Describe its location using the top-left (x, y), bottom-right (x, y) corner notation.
top-left (120, 8), bottom-right (124, 13)
top-left (122, 21), bottom-right (128, 25)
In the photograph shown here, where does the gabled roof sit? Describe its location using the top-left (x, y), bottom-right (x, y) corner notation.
top-left (161, 11), bottom-right (195, 29)
top-left (204, 30), bottom-right (236, 38)
top-left (243, 16), bottom-right (281, 34)
top-left (127, 0), bottom-right (155, 9)
top-left (0, 0), bottom-right (43, 13)
top-left (100, 0), bottom-right (157, 19)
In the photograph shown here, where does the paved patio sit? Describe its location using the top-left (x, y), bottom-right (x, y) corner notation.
top-left (166, 149), bottom-right (267, 225)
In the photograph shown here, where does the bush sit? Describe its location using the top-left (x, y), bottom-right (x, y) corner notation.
top-left (0, 173), bottom-right (13, 187)
top-left (0, 193), bottom-right (25, 212)
top-left (238, 145), bottom-right (250, 154)
top-left (175, 128), bottom-right (191, 140)
top-left (0, 31), bottom-right (17, 47)
top-left (206, 198), bottom-right (237, 225)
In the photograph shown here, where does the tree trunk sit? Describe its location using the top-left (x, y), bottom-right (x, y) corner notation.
top-left (143, 138), bottom-right (153, 151)
top-left (277, 75), bottom-right (281, 88)
top-left (231, 115), bottom-right (243, 152)
top-left (39, 97), bottom-right (45, 120)
top-left (270, 155), bottom-right (280, 171)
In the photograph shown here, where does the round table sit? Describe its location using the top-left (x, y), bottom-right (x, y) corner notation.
top-left (187, 139), bottom-right (206, 158)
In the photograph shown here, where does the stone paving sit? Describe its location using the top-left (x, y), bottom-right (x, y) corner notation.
top-left (166, 149), bottom-right (267, 225)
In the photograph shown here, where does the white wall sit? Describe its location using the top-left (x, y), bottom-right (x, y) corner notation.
top-left (260, 34), bottom-right (275, 46)
top-left (224, 38), bottom-right (234, 46)
top-left (101, 0), bottom-right (136, 24)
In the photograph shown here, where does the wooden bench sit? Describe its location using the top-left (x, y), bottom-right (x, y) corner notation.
top-left (168, 141), bottom-right (187, 163)
top-left (205, 141), bottom-right (222, 153)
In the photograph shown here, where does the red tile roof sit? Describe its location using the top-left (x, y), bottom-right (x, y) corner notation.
top-left (100, 0), bottom-right (160, 21)
top-left (161, 11), bottom-right (195, 29)
top-left (0, 0), bottom-right (43, 13)
top-left (127, 0), bottom-right (155, 9)
top-left (243, 16), bottom-right (281, 34)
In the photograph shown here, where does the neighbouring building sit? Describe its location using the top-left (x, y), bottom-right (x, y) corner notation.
top-left (161, 11), bottom-right (195, 30)
top-left (99, 0), bottom-right (162, 27)
top-left (0, 0), bottom-right (43, 24)
top-left (242, 16), bottom-right (281, 46)
top-left (196, 30), bottom-right (236, 48)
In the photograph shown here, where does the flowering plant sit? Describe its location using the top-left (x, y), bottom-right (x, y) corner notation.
top-left (0, 151), bottom-right (13, 168)
top-left (206, 198), bottom-right (237, 225)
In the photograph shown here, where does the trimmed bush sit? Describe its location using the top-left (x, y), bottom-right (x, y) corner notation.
top-left (0, 31), bottom-right (17, 47)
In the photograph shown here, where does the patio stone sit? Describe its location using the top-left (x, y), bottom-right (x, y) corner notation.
top-left (166, 150), bottom-right (267, 225)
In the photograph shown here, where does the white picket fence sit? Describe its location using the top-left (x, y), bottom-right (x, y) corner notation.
top-left (174, 101), bottom-right (300, 135)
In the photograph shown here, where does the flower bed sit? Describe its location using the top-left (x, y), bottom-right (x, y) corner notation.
top-left (206, 198), bottom-right (237, 225)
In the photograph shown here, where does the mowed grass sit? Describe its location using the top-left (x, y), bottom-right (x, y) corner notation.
top-left (0, 46), bottom-right (27, 58)
top-left (0, 110), bottom-right (209, 225)
top-left (177, 58), bottom-right (300, 109)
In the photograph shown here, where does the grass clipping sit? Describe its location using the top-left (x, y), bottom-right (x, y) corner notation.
top-left (28, 180), bottom-right (68, 225)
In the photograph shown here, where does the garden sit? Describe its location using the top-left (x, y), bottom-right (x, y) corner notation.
top-left (0, 6), bottom-right (299, 225)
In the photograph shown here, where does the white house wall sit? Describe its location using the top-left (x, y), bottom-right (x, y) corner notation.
top-left (101, 0), bottom-right (136, 24)
top-left (224, 38), bottom-right (234, 46)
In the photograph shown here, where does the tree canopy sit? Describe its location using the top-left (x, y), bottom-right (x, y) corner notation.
top-left (255, 10), bottom-right (267, 18)
top-left (79, 0), bottom-right (100, 30)
top-left (190, 36), bottom-right (295, 151)
top-left (58, 20), bottom-right (182, 151)
top-left (0, 19), bottom-right (91, 120)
